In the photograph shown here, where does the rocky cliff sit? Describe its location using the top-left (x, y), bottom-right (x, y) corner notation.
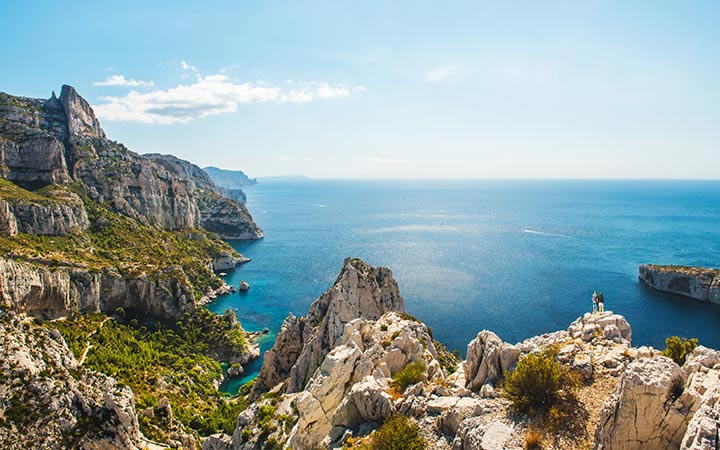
top-left (0, 86), bottom-right (263, 320)
top-left (250, 258), bottom-right (405, 397)
top-left (0, 86), bottom-right (262, 239)
top-left (203, 258), bottom-right (720, 450)
top-left (639, 264), bottom-right (720, 303)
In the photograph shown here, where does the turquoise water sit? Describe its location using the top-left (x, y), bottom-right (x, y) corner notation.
top-left (207, 180), bottom-right (720, 393)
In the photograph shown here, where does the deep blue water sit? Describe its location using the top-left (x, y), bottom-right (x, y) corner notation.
top-left (207, 180), bottom-right (720, 393)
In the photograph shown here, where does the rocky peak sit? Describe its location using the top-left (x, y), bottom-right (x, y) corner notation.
top-left (59, 84), bottom-right (106, 141)
top-left (251, 258), bottom-right (404, 397)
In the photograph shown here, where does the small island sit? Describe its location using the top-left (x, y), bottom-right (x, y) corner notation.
top-left (639, 264), bottom-right (720, 303)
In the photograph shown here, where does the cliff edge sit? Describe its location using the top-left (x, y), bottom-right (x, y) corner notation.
top-left (639, 264), bottom-right (720, 303)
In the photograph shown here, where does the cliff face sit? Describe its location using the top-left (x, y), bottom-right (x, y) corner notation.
top-left (639, 264), bottom-right (720, 303)
top-left (0, 86), bottom-right (262, 239)
top-left (0, 86), bottom-right (262, 320)
top-left (0, 258), bottom-right (196, 320)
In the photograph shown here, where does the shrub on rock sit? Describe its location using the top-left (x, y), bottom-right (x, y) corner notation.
top-left (370, 415), bottom-right (426, 450)
top-left (662, 336), bottom-right (698, 365)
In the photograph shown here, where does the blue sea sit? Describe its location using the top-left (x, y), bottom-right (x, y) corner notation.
top-left (207, 180), bottom-right (720, 392)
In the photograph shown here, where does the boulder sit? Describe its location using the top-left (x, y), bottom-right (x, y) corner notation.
top-left (595, 356), bottom-right (690, 450)
top-left (465, 331), bottom-right (508, 391)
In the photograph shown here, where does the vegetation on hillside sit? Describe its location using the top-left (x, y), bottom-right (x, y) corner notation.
top-left (0, 180), bottom-right (237, 299)
top-left (50, 309), bottom-right (250, 439)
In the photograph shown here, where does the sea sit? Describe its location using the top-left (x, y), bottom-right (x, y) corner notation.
top-left (206, 179), bottom-right (720, 393)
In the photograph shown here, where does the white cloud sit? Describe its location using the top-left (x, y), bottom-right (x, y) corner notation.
top-left (426, 66), bottom-right (459, 83)
top-left (94, 75), bottom-right (155, 87)
top-left (93, 70), bottom-right (365, 124)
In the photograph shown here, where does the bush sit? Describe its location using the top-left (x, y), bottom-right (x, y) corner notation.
top-left (391, 360), bottom-right (426, 394)
top-left (503, 347), bottom-right (579, 417)
top-left (370, 415), bottom-right (425, 450)
top-left (662, 336), bottom-right (699, 365)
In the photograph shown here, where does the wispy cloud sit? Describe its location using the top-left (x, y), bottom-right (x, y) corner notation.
top-left (426, 66), bottom-right (459, 83)
top-left (94, 74), bottom-right (155, 87)
top-left (94, 64), bottom-right (365, 124)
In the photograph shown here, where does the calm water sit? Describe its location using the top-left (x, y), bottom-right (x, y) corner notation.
top-left (207, 180), bottom-right (720, 393)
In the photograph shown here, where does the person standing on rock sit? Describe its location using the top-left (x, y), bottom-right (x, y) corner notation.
top-left (592, 290), bottom-right (598, 313)
top-left (598, 291), bottom-right (605, 313)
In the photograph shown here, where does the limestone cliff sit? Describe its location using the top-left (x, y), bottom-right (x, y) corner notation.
top-left (0, 86), bottom-right (262, 239)
top-left (0, 257), bottom-right (196, 319)
top-left (250, 258), bottom-right (405, 397)
top-left (0, 86), bottom-right (262, 320)
top-left (639, 264), bottom-right (720, 303)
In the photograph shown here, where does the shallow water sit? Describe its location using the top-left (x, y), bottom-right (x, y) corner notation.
top-left (207, 179), bottom-right (720, 393)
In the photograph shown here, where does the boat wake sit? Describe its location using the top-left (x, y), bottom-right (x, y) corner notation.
top-left (522, 229), bottom-right (574, 239)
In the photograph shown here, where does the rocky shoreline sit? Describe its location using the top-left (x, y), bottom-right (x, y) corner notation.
top-left (204, 258), bottom-right (720, 450)
top-left (639, 264), bottom-right (720, 303)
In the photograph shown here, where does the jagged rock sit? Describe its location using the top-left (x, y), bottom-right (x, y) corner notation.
top-left (286, 342), bottom-right (363, 449)
top-left (440, 397), bottom-right (485, 435)
top-left (60, 85), bottom-right (106, 141)
top-left (676, 347), bottom-right (720, 449)
top-left (286, 310), bottom-right (438, 448)
top-left (0, 311), bottom-right (143, 449)
top-left (452, 417), bottom-right (516, 450)
top-left (0, 200), bottom-right (18, 235)
top-left (238, 281), bottom-right (250, 292)
top-left (251, 258), bottom-right (404, 397)
top-left (465, 331), bottom-right (516, 391)
top-left (594, 356), bottom-right (690, 450)
top-left (568, 311), bottom-right (632, 344)
top-left (333, 375), bottom-right (395, 428)
top-left (639, 264), bottom-right (720, 303)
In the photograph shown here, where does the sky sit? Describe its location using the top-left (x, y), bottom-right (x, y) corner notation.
top-left (1, 0), bottom-right (719, 179)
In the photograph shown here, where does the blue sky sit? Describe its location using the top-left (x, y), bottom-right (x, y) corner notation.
top-left (1, 1), bottom-right (718, 179)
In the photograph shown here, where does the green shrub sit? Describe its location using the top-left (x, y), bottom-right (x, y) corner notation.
top-left (391, 360), bottom-right (426, 393)
top-left (241, 428), bottom-right (252, 442)
top-left (370, 415), bottom-right (425, 450)
top-left (503, 347), bottom-right (579, 416)
top-left (662, 336), bottom-right (699, 365)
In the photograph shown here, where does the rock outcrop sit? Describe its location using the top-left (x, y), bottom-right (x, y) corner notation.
top-left (206, 258), bottom-right (720, 450)
top-left (0, 310), bottom-right (143, 449)
top-left (594, 356), bottom-right (689, 450)
top-left (251, 258), bottom-right (405, 397)
top-left (0, 86), bottom-right (262, 240)
top-left (145, 154), bottom-right (262, 239)
top-left (639, 264), bottom-right (720, 303)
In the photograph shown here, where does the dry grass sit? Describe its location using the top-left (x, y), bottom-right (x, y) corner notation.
top-left (525, 428), bottom-right (543, 449)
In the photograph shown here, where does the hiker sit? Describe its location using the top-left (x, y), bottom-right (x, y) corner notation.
top-left (598, 292), bottom-right (605, 313)
top-left (591, 290), bottom-right (598, 313)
